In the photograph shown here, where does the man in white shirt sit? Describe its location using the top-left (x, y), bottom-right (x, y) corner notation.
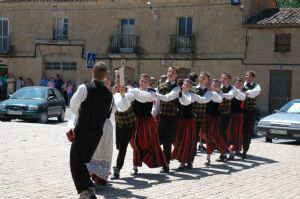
top-left (69, 62), bottom-right (113, 199)
top-left (242, 71), bottom-right (261, 159)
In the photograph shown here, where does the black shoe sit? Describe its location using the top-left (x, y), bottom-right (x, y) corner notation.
top-left (216, 154), bottom-right (227, 162)
top-left (204, 159), bottom-right (210, 166)
top-left (176, 164), bottom-right (185, 171)
top-left (235, 151), bottom-right (242, 157)
top-left (111, 167), bottom-right (120, 180)
top-left (159, 166), bottom-right (169, 173)
top-left (186, 163), bottom-right (193, 169)
top-left (198, 145), bottom-right (206, 152)
top-left (130, 168), bottom-right (138, 176)
top-left (242, 152), bottom-right (247, 159)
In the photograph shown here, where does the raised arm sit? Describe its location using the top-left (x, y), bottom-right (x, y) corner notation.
top-left (211, 91), bottom-right (223, 103)
top-left (113, 93), bottom-right (133, 112)
top-left (151, 98), bottom-right (160, 118)
top-left (179, 92), bottom-right (194, 106)
top-left (135, 90), bottom-right (156, 103)
top-left (234, 88), bottom-right (246, 101)
top-left (223, 87), bottom-right (235, 100)
top-left (155, 86), bottom-right (180, 102)
top-left (193, 91), bottom-right (212, 104)
top-left (246, 83), bottom-right (261, 98)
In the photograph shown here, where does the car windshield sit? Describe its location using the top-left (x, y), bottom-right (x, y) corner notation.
top-left (11, 88), bottom-right (47, 100)
top-left (279, 101), bottom-right (300, 114)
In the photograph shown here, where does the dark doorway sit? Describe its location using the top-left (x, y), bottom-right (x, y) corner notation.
top-left (269, 70), bottom-right (292, 113)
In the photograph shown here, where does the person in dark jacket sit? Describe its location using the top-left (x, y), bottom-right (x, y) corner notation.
top-left (69, 62), bottom-right (113, 199)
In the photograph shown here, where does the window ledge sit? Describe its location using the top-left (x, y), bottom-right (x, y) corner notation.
top-left (35, 39), bottom-right (85, 45)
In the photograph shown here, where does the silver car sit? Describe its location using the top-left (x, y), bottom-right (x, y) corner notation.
top-left (257, 99), bottom-right (300, 143)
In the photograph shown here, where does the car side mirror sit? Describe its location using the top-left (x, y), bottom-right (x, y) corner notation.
top-left (48, 95), bottom-right (55, 100)
top-left (9, 94), bottom-right (12, 98)
top-left (274, 109), bottom-right (279, 113)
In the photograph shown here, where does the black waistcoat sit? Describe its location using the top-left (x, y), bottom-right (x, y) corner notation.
top-left (75, 80), bottom-right (113, 135)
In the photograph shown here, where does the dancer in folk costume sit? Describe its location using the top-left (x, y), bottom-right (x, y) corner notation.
top-left (84, 71), bottom-right (114, 187)
top-left (164, 79), bottom-right (211, 170)
top-left (227, 77), bottom-right (246, 160)
top-left (68, 62), bottom-right (112, 198)
top-left (200, 79), bottom-right (229, 166)
top-left (115, 74), bottom-right (167, 176)
top-left (192, 71), bottom-right (211, 153)
top-left (111, 69), bottom-right (136, 180)
top-left (111, 104), bottom-right (135, 179)
top-left (242, 71), bottom-right (261, 159)
top-left (155, 66), bottom-right (181, 173)
top-left (218, 73), bottom-right (235, 161)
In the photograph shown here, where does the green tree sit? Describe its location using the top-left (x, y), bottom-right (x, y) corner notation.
top-left (277, 0), bottom-right (300, 8)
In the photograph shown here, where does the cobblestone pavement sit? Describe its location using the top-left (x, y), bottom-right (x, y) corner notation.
top-left (1, 119), bottom-right (300, 199)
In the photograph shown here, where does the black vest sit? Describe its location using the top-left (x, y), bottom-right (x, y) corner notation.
top-left (231, 98), bottom-right (244, 113)
top-left (243, 83), bottom-right (257, 111)
top-left (133, 88), bottom-right (154, 117)
top-left (177, 103), bottom-right (195, 119)
top-left (75, 80), bottom-right (113, 135)
top-left (207, 101), bottom-right (221, 117)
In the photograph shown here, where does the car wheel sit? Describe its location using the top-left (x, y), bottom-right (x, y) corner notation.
top-left (39, 113), bottom-right (48, 124)
top-left (265, 137), bottom-right (272, 143)
top-left (57, 109), bottom-right (65, 122)
top-left (0, 118), bottom-right (11, 122)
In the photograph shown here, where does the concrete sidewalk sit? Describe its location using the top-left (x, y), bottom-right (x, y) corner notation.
top-left (0, 121), bottom-right (300, 198)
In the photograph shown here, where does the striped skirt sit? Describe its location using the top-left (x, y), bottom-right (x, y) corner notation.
top-left (227, 113), bottom-right (244, 152)
top-left (131, 116), bottom-right (167, 168)
top-left (172, 118), bottom-right (196, 163)
top-left (200, 114), bottom-right (228, 154)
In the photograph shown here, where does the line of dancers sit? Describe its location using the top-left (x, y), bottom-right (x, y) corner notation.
top-left (109, 66), bottom-right (261, 179)
top-left (68, 64), bottom-right (261, 194)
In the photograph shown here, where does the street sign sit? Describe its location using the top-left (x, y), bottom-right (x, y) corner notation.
top-left (86, 52), bottom-right (96, 69)
top-left (231, 0), bottom-right (240, 5)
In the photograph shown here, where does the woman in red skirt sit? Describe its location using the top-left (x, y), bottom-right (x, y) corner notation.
top-left (200, 79), bottom-right (229, 166)
top-left (227, 77), bottom-right (246, 160)
top-left (119, 74), bottom-right (167, 175)
top-left (166, 79), bottom-right (211, 170)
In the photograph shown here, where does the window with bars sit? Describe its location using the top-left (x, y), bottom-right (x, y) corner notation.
top-left (45, 62), bottom-right (76, 70)
top-left (54, 17), bottom-right (68, 40)
top-left (0, 18), bottom-right (9, 53)
top-left (275, 33), bottom-right (291, 52)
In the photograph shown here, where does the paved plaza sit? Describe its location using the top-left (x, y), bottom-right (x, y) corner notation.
top-left (1, 116), bottom-right (300, 199)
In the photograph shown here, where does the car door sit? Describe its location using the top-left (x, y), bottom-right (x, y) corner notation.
top-left (53, 89), bottom-right (65, 114)
top-left (47, 89), bottom-right (59, 116)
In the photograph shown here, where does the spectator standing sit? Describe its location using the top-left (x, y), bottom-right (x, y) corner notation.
top-left (66, 81), bottom-right (74, 105)
top-left (1, 74), bottom-right (8, 100)
top-left (47, 77), bottom-right (55, 88)
top-left (55, 74), bottom-right (64, 92)
top-left (16, 76), bottom-right (25, 90)
top-left (39, 75), bottom-right (48, 87)
top-left (7, 73), bottom-right (15, 97)
top-left (26, 77), bottom-right (33, 87)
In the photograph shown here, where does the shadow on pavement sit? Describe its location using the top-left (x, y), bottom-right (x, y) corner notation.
top-left (174, 154), bottom-right (277, 180)
top-left (98, 174), bottom-right (169, 198)
top-left (101, 154), bottom-right (277, 197)
top-left (272, 140), bottom-right (300, 146)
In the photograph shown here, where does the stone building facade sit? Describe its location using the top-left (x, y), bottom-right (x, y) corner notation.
top-left (0, 0), bottom-right (299, 114)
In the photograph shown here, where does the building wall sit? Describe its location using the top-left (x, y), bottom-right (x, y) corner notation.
top-left (244, 27), bottom-right (300, 115)
top-left (1, 0), bottom-right (300, 115)
top-left (245, 28), bottom-right (300, 64)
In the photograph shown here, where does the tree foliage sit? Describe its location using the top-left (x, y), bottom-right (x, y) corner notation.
top-left (277, 0), bottom-right (300, 8)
